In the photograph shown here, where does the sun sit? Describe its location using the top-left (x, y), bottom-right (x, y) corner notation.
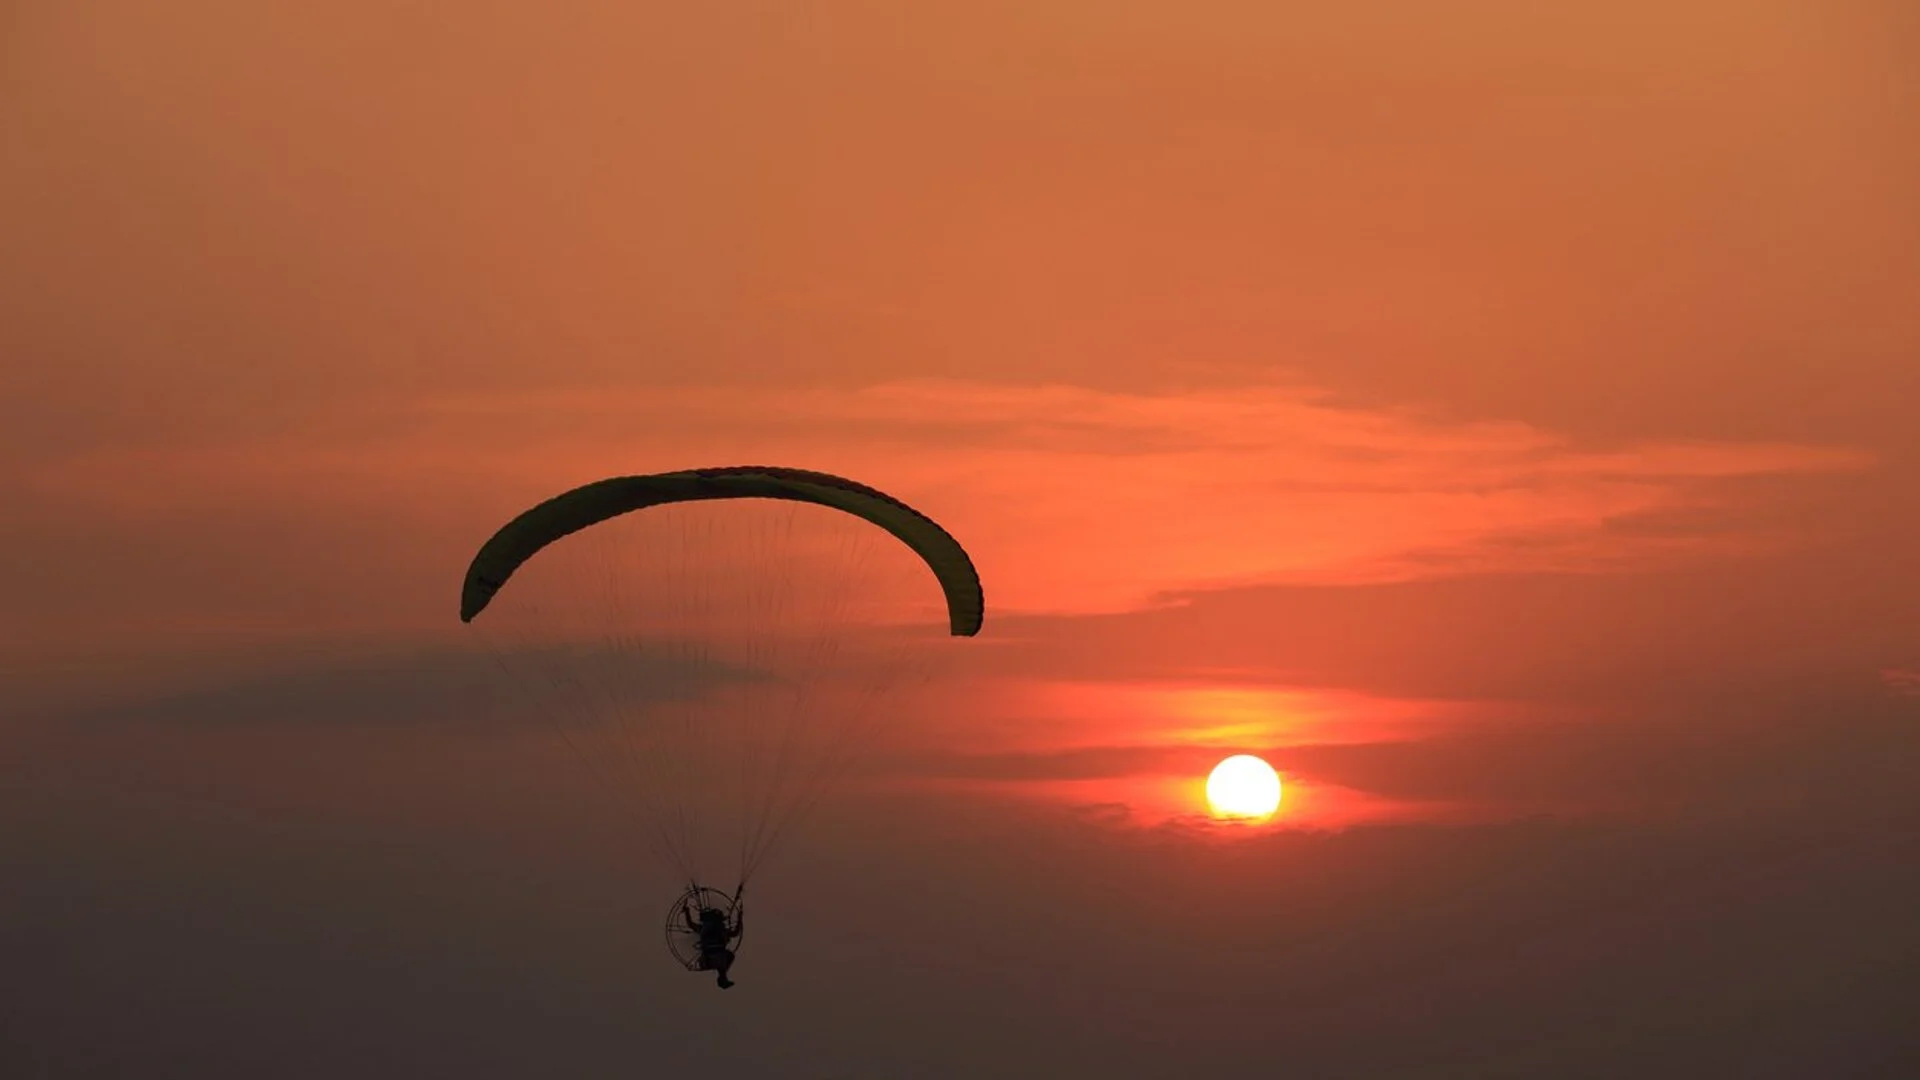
top-left (1205, 754), bottom-right (1282, 819)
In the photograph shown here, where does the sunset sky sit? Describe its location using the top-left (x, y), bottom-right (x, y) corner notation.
top-left (6, 3), bottom-right (1919, 1077)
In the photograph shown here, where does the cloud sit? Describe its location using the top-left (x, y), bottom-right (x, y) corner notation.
top-left (1883, 668), bottom-right (1920, 698)
top-left (12, 379), bottom-right (1874, 643)
top-left (983, 550), bottom-right (1920, 708)
top-left (1283, 692), bottom-right (1920, 816)
top-left (883, 684), bottom-right (1920, 832)
top-left (56, 645), bottom-right (758, 733)
top-left (898, 743), bottom-right (1220, 782)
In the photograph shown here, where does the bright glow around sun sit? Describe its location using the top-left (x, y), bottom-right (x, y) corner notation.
top-left (1206, 755), bottom-right (1282, 819)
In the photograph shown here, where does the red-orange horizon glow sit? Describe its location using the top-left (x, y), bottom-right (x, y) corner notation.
top-left (910, 769), bottom-right (1443, 836)
top-left (849, 673), bottom-right (1499, 832)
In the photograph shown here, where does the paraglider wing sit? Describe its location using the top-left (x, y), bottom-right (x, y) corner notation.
top-left (460, 465), bottom-right (984, 636)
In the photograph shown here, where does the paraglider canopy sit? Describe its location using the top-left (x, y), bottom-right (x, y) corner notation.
top-left (460, 465), bottom-right (984, 636)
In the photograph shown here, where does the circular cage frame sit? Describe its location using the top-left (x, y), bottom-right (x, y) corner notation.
top-left (664, 885), bottom-right (743, 971)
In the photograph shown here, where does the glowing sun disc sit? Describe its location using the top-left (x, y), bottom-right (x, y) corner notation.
top-left (1206, 755), bottom-right (1282, 818)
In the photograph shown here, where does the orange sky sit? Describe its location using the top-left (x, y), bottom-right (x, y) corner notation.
top-left (6, 1), bottom-right (1919, 823)
top-left (4, 5), bottom-right (1919, 1072)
